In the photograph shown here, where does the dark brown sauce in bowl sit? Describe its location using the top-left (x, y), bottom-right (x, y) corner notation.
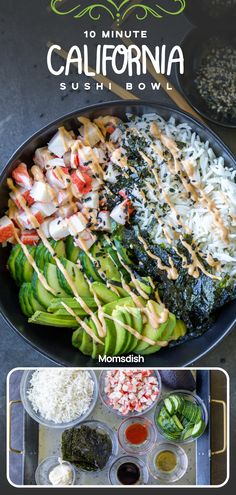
top-left (117, 462), bottom-right (140, 485)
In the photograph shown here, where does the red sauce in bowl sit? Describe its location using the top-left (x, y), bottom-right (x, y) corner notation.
top-left (125, 423), bottom-right (148, 445)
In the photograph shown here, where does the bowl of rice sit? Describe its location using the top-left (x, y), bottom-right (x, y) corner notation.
top-left (20, 368), bottom-right (98, 428)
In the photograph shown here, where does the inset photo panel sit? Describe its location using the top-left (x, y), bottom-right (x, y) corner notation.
top-left (6, 368), bottom-right (229, 488)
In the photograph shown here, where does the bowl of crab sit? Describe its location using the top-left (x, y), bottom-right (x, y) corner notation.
top-left (99, 370), bottom-right (162, 416)
top-left (0, 101), bottom-right (236, 366)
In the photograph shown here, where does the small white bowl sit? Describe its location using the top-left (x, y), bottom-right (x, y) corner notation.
top-left (35, 457), bottom-right (76, 486)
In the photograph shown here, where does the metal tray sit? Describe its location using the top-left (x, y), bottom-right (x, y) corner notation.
top-left (9, 370), bottom-right (215, 486)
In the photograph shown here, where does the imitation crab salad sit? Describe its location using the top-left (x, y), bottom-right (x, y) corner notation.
top-left (1, 113), bottom-right (236, 358)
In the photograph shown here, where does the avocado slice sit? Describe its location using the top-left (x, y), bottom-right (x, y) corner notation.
top-left (128, 307), bottom-right (143, 352)
top-left (91, 244), bottom-right (122, 281)
top-left (78, 322), bottom-right (94, 356)
top-left (130, 277), bottom-right (152, 296)
top-left (72, 327), bottom-right (84, 350)
top-left (92, 297), bottom-right (134, 358)
top-left (138, 313), bottom-right (176, 355)
top-left (120, 308), bottom-right (135, 354)
top-left (91, 281), bottom-right (119, 304)
top-left (113, 308), bottom-right (129, 355)
top-left (170, 319), bottom-right (187, 341)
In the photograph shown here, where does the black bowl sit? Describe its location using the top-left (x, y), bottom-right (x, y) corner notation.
top-left (0, 100), bottom-right (235, 366)
top-left (177, 28), bottom-right (236, 128)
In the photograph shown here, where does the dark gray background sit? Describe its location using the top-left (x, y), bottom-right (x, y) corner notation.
top-left (0, 0), bottom-right (235, 493)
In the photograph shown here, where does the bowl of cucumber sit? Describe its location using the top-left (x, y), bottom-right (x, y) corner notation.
top-left (155, 390), bottom-right (208, 443)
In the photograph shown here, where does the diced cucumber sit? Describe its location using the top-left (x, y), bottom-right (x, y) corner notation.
top-left (19, 284), bottom-right (33, 317)
top-left (32, 272), bottom-right (56, 309)
top-left (182, 427), bottom-right (194, 440)
top-left (114, 238), bottom-right (132, 264)
top-left (57, 257), bottom-right (91, 297)
top-left (79, 251), bottom-right (103, 283)
top-left (182, 400), bottom-right (200, 423)
top-left (158, 406), bottom-right (171, 421)
top-left (170, 394), bottom-right (184, 413)
top-left (15, 248), bottom-right (25, 285)
top-left (169, 395), bottom-right (180, 413)
top-left (27, 285), bottom-right (44, 312)
top-left (22, 246), bottom-right (36, 283)
top-left (164, 398), bottom-right (175, 415)
top-left (172, 415), bottom-right (184, 431)
top-left (191, 419), bottom-right (206, 439)
top-left (49, 239), bottom-right (66, 260)
top-left (35, 243), bottom-right (45, 270)
top-left (44, 262), bottom-right (68, 297)
top-left (66, 236), bottom-right (80, 263)
top-left (8, 244), bottom-right (22, 281)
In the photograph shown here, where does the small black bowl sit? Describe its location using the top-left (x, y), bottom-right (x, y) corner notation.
top-left (177, 27), bottom-right (236, 128)
top-left (184, 0), bottom-right (236, 28)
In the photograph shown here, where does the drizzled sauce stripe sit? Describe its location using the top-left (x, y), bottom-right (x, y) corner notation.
top-left (102, 312), bottom-right (168, 347)
top-left (61, 302), bottom-right (104, 345)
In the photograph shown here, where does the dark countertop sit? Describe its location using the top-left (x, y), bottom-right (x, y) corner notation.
top-left (0, 0), bottom-right (235, 492)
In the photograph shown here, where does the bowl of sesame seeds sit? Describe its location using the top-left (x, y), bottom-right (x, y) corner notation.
top-left (177, 28), bottom-right (236, 128)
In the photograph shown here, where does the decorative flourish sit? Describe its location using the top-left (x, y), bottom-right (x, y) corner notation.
top-left (50, 0), bottom-right (186, 23)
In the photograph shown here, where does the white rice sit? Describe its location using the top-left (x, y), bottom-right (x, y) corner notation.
top-left (27, 369), bottom-right (94, 423)
top-left (119, 113), bottom-right (236, 278)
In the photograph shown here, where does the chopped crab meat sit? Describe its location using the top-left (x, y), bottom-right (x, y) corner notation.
top-left (76, 145), bottom-right (92, 166)
top-left (12, 163), bottom-right (32, 190)
top-left (97, 211), bottom-right (112, 231)
top-left (0, 216), bottom-right (14, 242)
top-left (48, 127), bottom-right (74, 158)
top-left (63, 150), bottom-right (72, 168)
top-left (104, 370), bottom-right (159, 414)
top-left (67, 212), bottom-right (87, 235)
top-left (110, 201), bottom-right (128, 225)
top-left (17, 209), bottom-right (44, 229)
top-left (30, 165), bottom-right (44, 181)
top-left (34, 147), bottom-right (53, 169)
top-left (82, 191), bottom-right (99, 209)
top-left (92, 147), bottom-right (106, 164)
top-left (46, 157), bottom-right (66, 169)
top-left (40, 218), bottom-right (52, 238)
top-left (78, 117), bottom-right (104, 147)
top-left (30, 181), bottom-right (55, 203)
top-left (57, 190), bottom-right (71, 206)
top-left (10, 188), bottom-right (34, 208)
top-left (21, 230), bottom-right (39, 245)
top-left (49, 217), bottom-right (70, 241)
top-left (74, 229), bottom-right (97, 251)
top-left (31, 202), bottom-right (57, 217)
top-left (56, 203), bottom-right (76, 218)
top-left (46, 168), bottom-right (67, 190)
top-left (91, 177), bottom-right (103, 191)
top-left (71, 171), bottom-right (92, 195)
